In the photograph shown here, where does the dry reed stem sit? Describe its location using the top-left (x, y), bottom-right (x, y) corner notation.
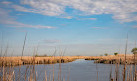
top-left (21, 32), bottom-right (27, 60)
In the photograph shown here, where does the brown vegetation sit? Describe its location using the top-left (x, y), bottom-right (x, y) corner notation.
top-left (1, 54), bottom-right (136, 66)
top-left (0, 56), bottom-right (90, 66)
top-left (85, 54), bottom-right (136, 64)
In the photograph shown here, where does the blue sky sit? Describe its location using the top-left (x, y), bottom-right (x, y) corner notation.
top-left (0, 0), bottom-right (137, 56)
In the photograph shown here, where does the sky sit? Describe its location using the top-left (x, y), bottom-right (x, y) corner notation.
top-left (0, 0), bottom-right (137, 56)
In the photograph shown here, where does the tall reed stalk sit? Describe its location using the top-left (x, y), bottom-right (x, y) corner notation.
top-left (21, 32), bottom-right (27, 60)
top-left (123, 34), bottom-right (128, 81)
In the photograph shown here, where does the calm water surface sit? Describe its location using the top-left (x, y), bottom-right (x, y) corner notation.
top-left (13, 59), bottom-right (127, 81)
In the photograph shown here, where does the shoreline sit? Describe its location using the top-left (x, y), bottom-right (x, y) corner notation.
top-left (85, 54), bottom-right (135, 64)
top-left (0, 56), bottom-right (93, 66)
top-left (0, 54), bottom-right (135, 66)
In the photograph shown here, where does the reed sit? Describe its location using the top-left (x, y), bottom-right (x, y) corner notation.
top-left (21, 32), bottom-right (27, 60)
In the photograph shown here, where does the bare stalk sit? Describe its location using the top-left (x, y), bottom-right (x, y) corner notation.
top-left (123, 34), bottom-right (128, 81)
top-left (21, 32), bottom-right (27, 60)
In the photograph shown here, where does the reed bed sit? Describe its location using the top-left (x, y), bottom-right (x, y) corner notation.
top-left (0, 56), bottom-right (90, 66)
top-left (0, 55), bottom-right (137, 81)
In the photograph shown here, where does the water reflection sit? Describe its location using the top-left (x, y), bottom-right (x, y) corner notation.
top-left (7, 59), bottom-right (133, 81)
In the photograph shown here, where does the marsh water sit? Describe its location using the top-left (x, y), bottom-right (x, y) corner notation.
top-left (8, 59), bottom-right (131, 81)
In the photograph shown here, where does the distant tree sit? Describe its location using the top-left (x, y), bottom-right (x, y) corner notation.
top-left (114, 53), bottom-right (118, 56)
top-left (104, 53), bottom-right (108, 56)
top-left (131, 48), bottom-right (137, 54)
top-left (132, 48), bottom-right (137, 64)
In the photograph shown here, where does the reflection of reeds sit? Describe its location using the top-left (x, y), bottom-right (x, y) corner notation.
top-left (115, 63), bottom-right (119, 81)
top-left (45, 70), bottom-right (47, 81)
top-left (96, 55), bottom-right (98, 81)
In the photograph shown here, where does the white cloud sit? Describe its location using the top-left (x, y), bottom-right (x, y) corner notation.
top-left (113, 13), bottom-right (137, 22)
top-left (17, 0), bottom-right (137, 22)
top-left (76, 17), bottom-right (97, 20)
top-left (60, 16), bottom-right (96, 20)
top-left (12, 5), bottom-right (33, 12)
top-left (91, 27), bottom-right (106, 29)
top-left (60, 16), bottom-right (73, 19)
top-left (0, 8), bottom-right (55, 29)
top-left (19, 0), bottom-right (65, 16)
top-left (1, 0), bottom-right (137, 22)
